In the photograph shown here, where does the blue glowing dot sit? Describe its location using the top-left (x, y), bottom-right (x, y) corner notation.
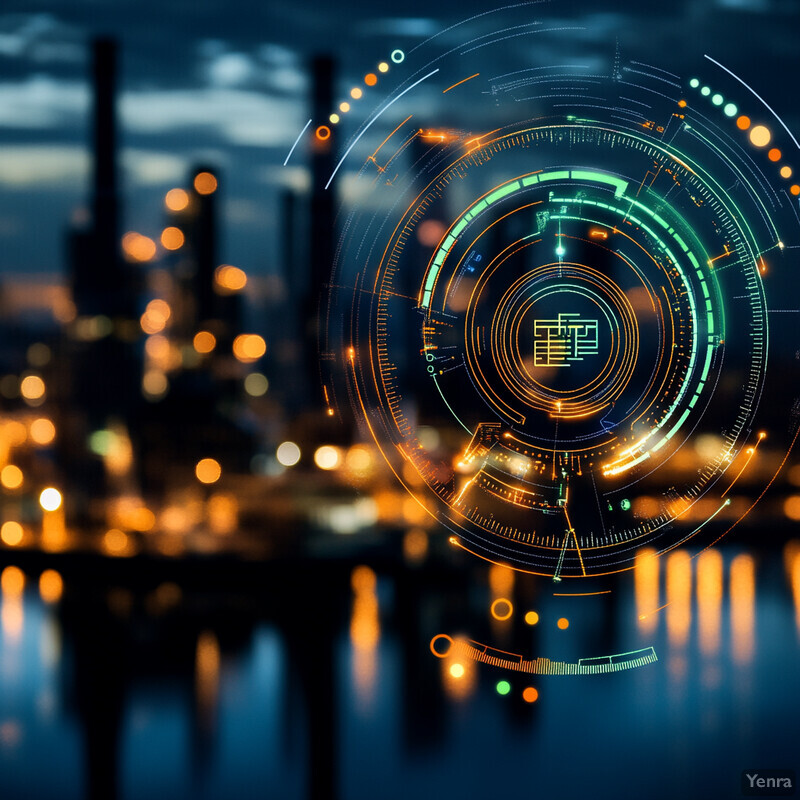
top-left (724, 103), bottom-right (738, 117)
top-left (556, 246), bottom-right (566, 257)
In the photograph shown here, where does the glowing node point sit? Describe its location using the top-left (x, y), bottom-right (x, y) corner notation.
top-left (723, 102), bottom-right (738, 117)
top-left (315, 125), bottom-right (331, 141)
top-left (689, 78), bottom-right (700, 88)
top-left (390, 49), bottom-right (405, 64)
top-left (737, 115), bottom-right (751, 130)
top-left (557, 617), bottom-right (569, 630)
top-left (430, 634), bottom-right (454, 658)
top-left (555, 246), bottom-right (566, 257)
top-left (496, 680), bottom-right (511, 696)
top-left (329, 113), bottom-right (340, 124)
top-left (749, 125), bottom-right (771, 147)
top-left (780, 165), bottom-right (792, 179)
top-left (791, 185), bottom-right (800, 197)
top-left (449, 663), bottom-right (465, 678)
top-left (522, 687), bottom-right (539, 703)
top-left (339, 102), bottom-right (350, 113)
top-left (524, 611), bottom-right (539, 626)
top-left (700, 86), bottom-right (711, 96)
top-left (365, 73), bottom-right (377, 86)
top-left (490, 597), bottom-right (513, 621)
top-left (768, 148), bottom-right (782, 162)
top-left (711, 93), bottom-right (723, 106)
top-left (350, 87), bottom-right (363, 100)
top-left (378, 62), bottom-right (389, 73)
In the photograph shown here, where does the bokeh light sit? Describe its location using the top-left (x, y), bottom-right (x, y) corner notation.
top-left (39, 487), bottom-right (62, 511)
top-left (314, 445), bottom-right (342, 470)
top-left (165, 188), bottom-right (190, 211)
top-left (1, 465), bottom-right (23, 490)
top-left (160, 226), bottom-right (185, 250)
top-left (0, 522), bottom-right (23, 546)
top-left (196, 458), bottom-right (222, 484)
top-left (194, 172), bottom-right (217, 195)
top-left (276, 441), bottom-right (301, 467)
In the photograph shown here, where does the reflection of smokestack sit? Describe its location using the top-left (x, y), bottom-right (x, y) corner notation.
top-left (305, 55), bottom-right (336, 404)
top-left (91, 37), bottom-right (120, 301)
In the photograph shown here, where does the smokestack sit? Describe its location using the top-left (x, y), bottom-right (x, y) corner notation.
top-left (91, 37), bottom-right (119, 285)
top-left (188, 164), bottom-right (220, 326)
top-left (305, 55), bottom-right (337, 404)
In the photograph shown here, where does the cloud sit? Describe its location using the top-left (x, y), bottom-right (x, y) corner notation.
top-left (356, 17), bottom-right (440, 37)
top-left (122, 149), bottom-right (188, 186)
top-left (120, 87), bottom-right (303, 147)
top-left (0, 144), bottom-right (87, 187)
top-left (0, 75), bottom-right (87, 128)
top-left (0, 143), bottom-right (190, 189)
top-left (0, 13), bottom-right (83, 63)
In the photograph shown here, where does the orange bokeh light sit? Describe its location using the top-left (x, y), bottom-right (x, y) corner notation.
top-left (194, 172), bottom-right (217, 195)
top-left (165, 188), bottom-right (190, 211)
top-left (160, 226), bottom-right (184, 250)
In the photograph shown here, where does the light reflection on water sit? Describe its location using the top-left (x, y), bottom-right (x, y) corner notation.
top-left (0, 544), bottom-right (798, 800)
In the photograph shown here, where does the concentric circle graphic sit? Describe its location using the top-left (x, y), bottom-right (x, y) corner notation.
top-left (321, 10), bottom-right (800, 581)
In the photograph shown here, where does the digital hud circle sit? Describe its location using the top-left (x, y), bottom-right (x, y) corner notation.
top-left (319, 10), bottom-right (800, 584)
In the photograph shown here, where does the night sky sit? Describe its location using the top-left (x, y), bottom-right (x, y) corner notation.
top-left (0, 0), bottom-right (797, 284)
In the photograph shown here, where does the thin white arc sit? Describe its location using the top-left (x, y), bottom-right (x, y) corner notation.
top-left (703, 54), bottom-right (800, 150)
top-left (283, 118), bottom-right (312, 166)
top-left (325, 68), bottom-right (440, 190)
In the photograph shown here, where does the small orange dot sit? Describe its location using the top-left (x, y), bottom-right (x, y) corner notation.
top-left (522, 687), bottom-right (539, 703)
top-left (315, 125), bottom-right (331, 141)
top-left (678, 99), bottom-right (687, 108)
top-left (768, 148), bottom-right (782, 162)
top-left (780, 165), bottom-right (793, 179)
top-left (557, 617), bottom-right (569, 630)
top-left (791, 185), bottom-right (800, 197)
top-left (365, 73), bottom-right (377, 86)
top-left (737, 115), bottom-right (751, 130)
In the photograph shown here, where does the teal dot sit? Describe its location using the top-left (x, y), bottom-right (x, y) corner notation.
top-left (712, 94), bottom-right (724, 106)
top-left (391, 49), bottom-right (405, 64)
top-left (724, 103), bottom-right (738, 117)
top-left (496, 680), bottom-right (511, 696)
top-left (427, 365), bottom-right (435, 373)
top-left (689, 78), bottom-right (700, 89)
top-left (701, 86), bottom-right (711, 96)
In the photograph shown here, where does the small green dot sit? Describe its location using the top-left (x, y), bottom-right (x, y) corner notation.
top-left (689, 78), bottom-right (700, 89)
top-left (701, 86), bottom-right (711, 96)
top-left (496, 680), bottom-right (511, 696)
top-left (712, 94), bottom-right (724, 106)
top-left (620, 498), bottom-right (631, 511)
top-left (724, 103), bottom-right (738, 117)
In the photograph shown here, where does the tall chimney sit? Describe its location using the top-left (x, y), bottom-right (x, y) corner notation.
top-left (91, 37), bottom-right (119, 298)
top-left (304, 55), bottom-right (336, 404)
